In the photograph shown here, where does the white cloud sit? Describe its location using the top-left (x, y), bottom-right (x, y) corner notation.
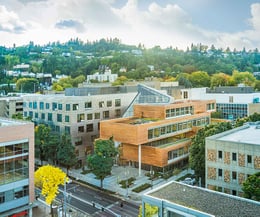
top-left (0, 0), bottom-right (259, 50)
top-left (0, 5), bottom-right (27, 33)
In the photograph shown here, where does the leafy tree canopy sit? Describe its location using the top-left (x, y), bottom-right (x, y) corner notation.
top-left (35, 165), bottom-right (67, 205)
top-left (87, 138), bottom-right (118, 188)
top-left (242, 172), bottom-right (260, 201)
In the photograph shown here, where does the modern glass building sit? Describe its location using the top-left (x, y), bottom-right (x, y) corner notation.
top-left (0, 118), bottom-right (35, 216)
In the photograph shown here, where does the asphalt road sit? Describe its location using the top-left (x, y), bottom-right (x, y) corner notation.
top-left (58, 181), bottom-right (140, 217)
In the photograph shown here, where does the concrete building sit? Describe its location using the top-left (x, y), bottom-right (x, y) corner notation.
top-left (181, 86), bottom-right (260, 120)
top-left (86, 68), bottom-right (118, 83)
top-left (0, 96), bottom-right (23, 118)
top-left (205, 122), bottom-right (260, 196)
top-left (100, 87), bottom-right (215, 175)
top-left (0, 118), bottom-right (35, 216)
top-left (22, 92), bottom-right (137, 166)
top-left (142, 181), bottom-right (260, 217)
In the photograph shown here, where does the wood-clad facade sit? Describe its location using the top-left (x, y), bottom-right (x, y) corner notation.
top-left (100, 99), bottom-right (215, 171)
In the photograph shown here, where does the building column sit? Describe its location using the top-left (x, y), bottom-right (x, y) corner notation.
top-left (138, 144), bottom-right (141, 177)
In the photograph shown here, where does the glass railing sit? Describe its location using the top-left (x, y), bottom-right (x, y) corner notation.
top-left (158, 138), bottom-right (191, 148)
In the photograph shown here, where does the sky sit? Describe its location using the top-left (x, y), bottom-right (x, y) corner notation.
top-left (0, 0), bottom-right (260, 50)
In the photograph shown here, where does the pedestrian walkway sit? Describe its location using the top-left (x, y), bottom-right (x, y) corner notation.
top-left (68, 165), bottom-right (194, 203)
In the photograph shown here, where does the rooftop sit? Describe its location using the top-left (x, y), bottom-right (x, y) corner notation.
top-left (146, 181), bottom-right (260, 217)
top-left (0, 118), bottom-right (27, 127)
top-left (208, 122), bottom-right (260, 145)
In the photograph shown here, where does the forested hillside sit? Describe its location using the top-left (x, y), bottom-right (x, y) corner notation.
top-left (1, 38), bottom-right (260, 93)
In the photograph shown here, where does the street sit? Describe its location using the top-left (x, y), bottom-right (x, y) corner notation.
top-left (58, 181), bottom-right (140, 217)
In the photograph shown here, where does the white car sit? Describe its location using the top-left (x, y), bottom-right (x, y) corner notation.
top-left (181, 177), bottom-right (196, 185)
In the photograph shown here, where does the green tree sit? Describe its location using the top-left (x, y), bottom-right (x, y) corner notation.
top-left (210, 73), bottom-right (231, 88)
top-left (242, 172), bottom-right (260, 201)
top-left (57, 134), bottom-right (77, 174)
top-left (35, 124), bottom-right (51, 166)
top-left (16, 77), bottom-right (39, 93)
top-left (189, 122), bottom-right (232, 186)
top-left (87, 138), bottom-right (118, 188)
top-left (189, 71), bottom-right (210, 87)
top-left (231, 70), bottom-right (256, 86)
top-left (138, 203), bottom-right (158, 217)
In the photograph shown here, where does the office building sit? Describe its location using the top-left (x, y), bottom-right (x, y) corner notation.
top-left (0, 118), bottom-right (34, 216)
top-left (100, 85), bottom-right (215, 175)
top-left (181, 86), bottom-right (260, 120)
top-left (0, 97), bottom-right (23, 118)
top-left (206, 122), bottom-right (260, 196)
top-left (22, 92), bottom-right (137, 166)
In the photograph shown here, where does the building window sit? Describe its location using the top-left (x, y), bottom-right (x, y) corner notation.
top-left (52, 102), bottom-right (57, 111)
top-left (183, 91), bottom-right (188, 99)
top-left (46, 103), bottom-right (50, 109)
top-left (85, 101), bottom-right (92, 109)
top-left (99, 101), bottom-right (105, 108)
top-left (57, 114), bottom-right (62, 122)
top-left (107, 100), bottom-right (112, 107)
top-left (115, 109), bottom-right (121, 117)
top-left (103, 111), bottom-right (109, 119)
top-left (58, 104), bottom-right (62, 110)
top-left (218, 169), bottom-right (223, 177)
top-left (247, 155), bottom-right (252, 164)
top-left (48, 113), bottom-right (52, 121)
top-left (229, 96), bottom-right (234, 103)
top-left (29, 102), bottom-right (32, 108)
top-left (87, 113), bottom-right (93, 120)
top-left (65, 115), bottom-right (70, 122)
top-left (35, 112), bottom-right (38, 118)
top-left (78, 126), bottom-right (84, 133)
top-left (65, 126), bottom-right (70, 134)
top-left (232, 153), bottom-right (237, 161)
top-left (73, 104), bottom-right (79, 110)
top-left (33, 101), bottom-right (37, 109)
top-left (232, 190), bottom-right (237, 196)
top-left (40, 102), bottom-right (44, 110)
top-left (0, 192), bottom-right (4, 203)
top-left (115, 99), bottom-right (121, 107)
top-left (41, 113), bottom-right (45, 120)
top-left (66, 104), bottom-right (70, 111)
top-left (95, 113), bottom-right (100, 119)
top-left (218, 150), bottom-right (222, 159)
top-left (232, 171), bottom-right (237, 180)
top-left (77, 113), bottom-right (85, 122)
top-left (86, 124), bottom-right (94, 132)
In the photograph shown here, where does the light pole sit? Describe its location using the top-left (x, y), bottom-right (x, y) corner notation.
top-left (150, 170), bottom-right (154, 189)
top-left (63, 178), bottom-right (67, 217)
top-left (125, 169), bottom-right (129, 198)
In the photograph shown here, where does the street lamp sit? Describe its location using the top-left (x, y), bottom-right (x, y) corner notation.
top-left (150, 170), bottom-right (154, 189)
top-left (124, 170), bottom-right (129, 198)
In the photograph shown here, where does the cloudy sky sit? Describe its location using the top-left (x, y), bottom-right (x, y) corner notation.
top-left (0, 0), bottom-right (260, 50)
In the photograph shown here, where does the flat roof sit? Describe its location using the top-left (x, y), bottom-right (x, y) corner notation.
top-left (0, 118), bottom-right (27, 127)
top-left (146, 181), bottom-right (260, 217)
top-left (215, 123), bottom-right (260, 145)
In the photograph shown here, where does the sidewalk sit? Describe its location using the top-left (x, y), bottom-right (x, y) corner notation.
top-left (68, 165), bottom-right (194, 202)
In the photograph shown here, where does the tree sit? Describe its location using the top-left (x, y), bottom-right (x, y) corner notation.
top-left (138, 203), bottom-right (158, 217)
top-left (242, 172), bottom-right (260, 201)
top-left (231, 70), bottom-right (256, 86)
top-left (35, 165), bottom-right (68, 216)
top-left (57, 134), bottom-right (77, 174)
top-left (87, 138), bottom-right (118, 188)
top-left (16, 77), bottom-right (39, 93)
top-left (189, 122), bottom-right (232, 186)
top-left (189, 71), bottom-right (210, 87)
top-left (210, 73), bottom-right (231, 88)
top-left (35, 124), bottom-right (51, 166)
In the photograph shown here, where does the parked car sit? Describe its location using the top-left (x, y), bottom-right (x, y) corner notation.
top-left (181, 177), bottom-right (196, 186)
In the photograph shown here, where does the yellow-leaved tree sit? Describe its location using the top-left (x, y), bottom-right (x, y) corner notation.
top-left (35, 165), bottom-right (67, 205)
